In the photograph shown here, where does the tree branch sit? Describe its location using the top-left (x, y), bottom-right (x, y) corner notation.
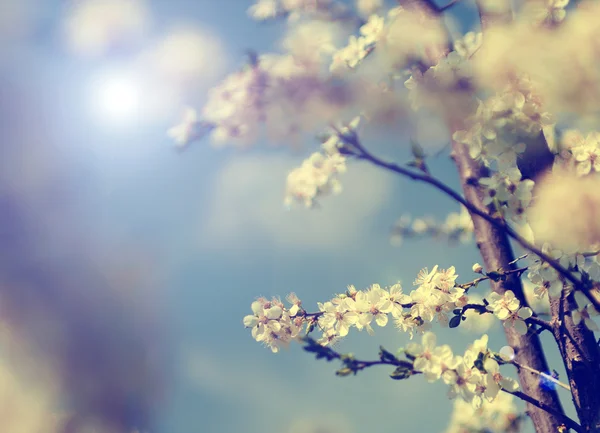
top-left (302, 337), bottom-right (580, 431)
top-left (549, 291), bottom-right (600, 432)
top-left (337, 137), bottom-right (600, 313)
top-left (508, 359), bottom-right (571, 392)
top-left (503, 389), bottom-right (582, 433)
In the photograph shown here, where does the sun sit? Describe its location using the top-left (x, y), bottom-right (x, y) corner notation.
top-left (89, 69), bottom-right (142, 124)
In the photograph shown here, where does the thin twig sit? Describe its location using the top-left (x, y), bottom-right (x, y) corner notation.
top-left (510, 360), bottom-right (571, 391)
top-left (508, 254), bottom-right (528, 266)
top-left (457, 266), bottom-right (528, 290)
top-left (526, 316), bottom-right (554, 333)
top-left (502, 389), bottom-right (582, 432)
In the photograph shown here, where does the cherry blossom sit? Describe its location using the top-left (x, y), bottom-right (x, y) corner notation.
top-left (486, 291), bottom-right (533, 335)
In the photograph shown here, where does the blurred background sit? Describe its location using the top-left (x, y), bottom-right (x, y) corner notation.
top-left (0, 1), bottom-right (572, 432)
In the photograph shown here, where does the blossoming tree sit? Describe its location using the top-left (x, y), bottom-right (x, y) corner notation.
top-left (168, 0), bottom-right (600, 432)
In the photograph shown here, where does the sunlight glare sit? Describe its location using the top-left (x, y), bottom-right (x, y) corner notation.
top-left (89, 70), bottom-right (142, 124)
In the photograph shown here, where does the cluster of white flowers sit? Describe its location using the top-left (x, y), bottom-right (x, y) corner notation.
top-left (283, 116), bottom-right (362, 208)
top-left (329, 11), bottom-right (389, 73)
top-left (525, 243), bottom-right (600, 331)
top-left (532, 243), bottom-right (600, 281)
top-left (554, 129), bottom-right (600, 176)
top-left (448, 77), bottom-right (555, 226)
top-left (453, 32), bottom-right (483, 59)
top-left (525, 244), bottom-right (568, 301)
top-left (486, 291), bottom-right (533, 335)
top-left (245, 264), bottom-right (475, 350)
top-left (522, 0), bottom-right (570, 26)
top-left (444, 391), bottom-right (521, 433)
top-left (476, 166), bottom-right (534, 224)
top-left (177, 52), bottom-right (353, 147)
top-left (198, 64), bottom-right (268, 145)
top-left (244, 262), bottom-right (556, 353)
top-left (330, 3), bottom-right (449, 76)
top-left (407, 333), bottom-right (519, 409)
top-left (317, 265), bottom-right (465, 342)
top-left (573, 291), bottom-right (600, 332)
top-left (283, 150), bottom-right (347, 208)
top-left (453, 77), bottom-right (553, 170)
top-left (243, 295), bottom-right (305, 353)
top-left (390, 207), bottom-right (474, 246)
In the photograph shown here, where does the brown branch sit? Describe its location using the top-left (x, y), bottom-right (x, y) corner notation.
top-left (503, 389), bottom-right (582, 433)
top-left (549, 291), bottom-right (600, 432)
top-left (526, 316), bottom-right (554, 333)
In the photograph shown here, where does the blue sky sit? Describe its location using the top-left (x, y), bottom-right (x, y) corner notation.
top-left (0, 1), bottom-right (578, 432)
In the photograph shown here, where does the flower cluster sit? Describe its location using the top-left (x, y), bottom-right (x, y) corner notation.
top-left (573, 289), bottom-right (600, 332)
top-left (448, 77), bottom-right (554, 227)
top-left (453, 32), bottom-right (483, 59)
top-left (522, 0), bottom-right (570, 26)
top-left (444, 392), bottom-right (521, 433)
top-left (406, 333), bottom-right (519, 409)
top-left (390, 207), bottom-right (474, 246)
top-left (471, 4), bottom-right (600, 116)
top-left (244, 264), bottom-right (474, 351)
top-left (554, 129), bottom-right (600, 177)
top-left (330, 5), bottom-right (448, 75)
top-left (486, 291), bottom-right (533, 335)
top-left (328, 10), bottom-right (390, 73)
top-left (283, 149), bottom-right (347, 208)
top-left (178, 52), bottom-right (353, 148)
top-left (476, 167), bottom-right (534, 224)
top-left (454, 76), bottom-right (552, 166)
top-left (200, 61), bottom-right (269, 146)
top-left (243, 295), bottom-right (305, 353)
top-left (283, 116), bottom-right (361, 208)
top-left (244, 262), bottom-right (555, 353)
top-left (525, 244), bottom-right (600, 331)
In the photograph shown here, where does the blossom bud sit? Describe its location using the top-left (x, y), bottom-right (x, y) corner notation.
top-left (499, 346), bottom-right (515, 362)
top-left (472, 263), bottom-right (484, 274)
